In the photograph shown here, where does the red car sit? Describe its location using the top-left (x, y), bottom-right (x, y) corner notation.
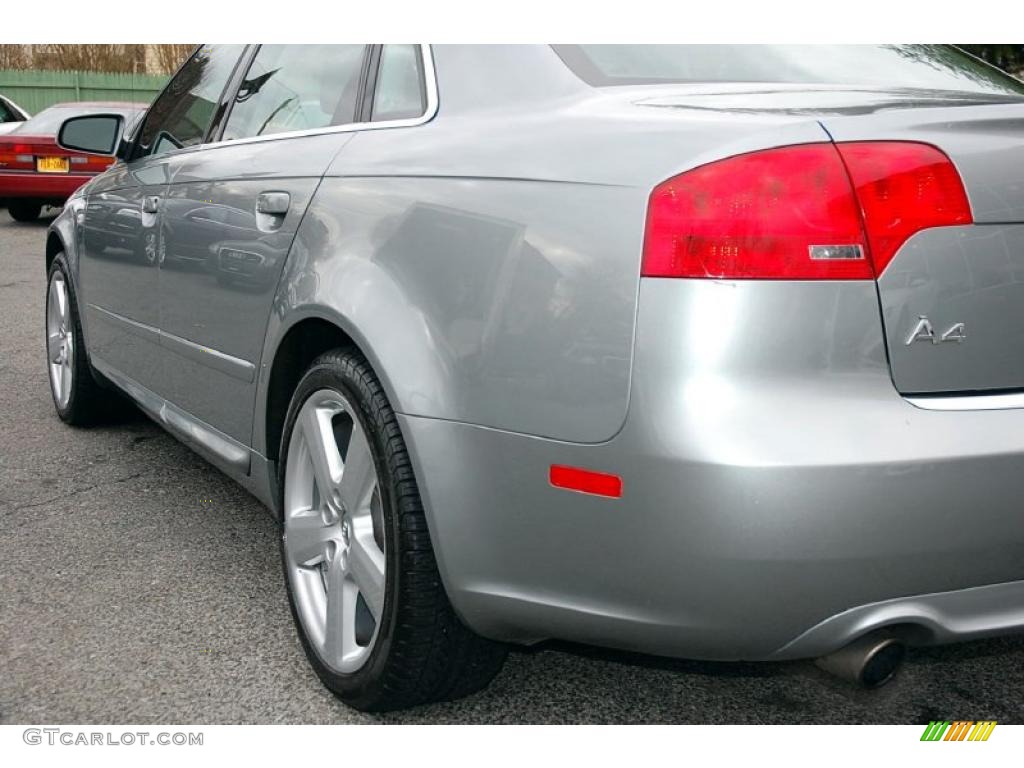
top-left (0, 101), bottom-right (145, 222)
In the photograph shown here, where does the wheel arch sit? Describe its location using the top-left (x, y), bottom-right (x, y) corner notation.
top-left (260, 310), bottom-right (407, 468)
top-left (46, 201), bottom-right (82, 278)
top-left (263, 315), bottom-right (352, 467)
top-left (45, 230), bottom-right (66, 275)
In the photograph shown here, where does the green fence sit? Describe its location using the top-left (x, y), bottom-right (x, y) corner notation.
top-left (0, 70), bottom-right (168, 115)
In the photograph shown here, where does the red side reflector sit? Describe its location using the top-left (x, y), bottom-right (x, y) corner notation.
top-left (549, 465), bottom-right (622, 498)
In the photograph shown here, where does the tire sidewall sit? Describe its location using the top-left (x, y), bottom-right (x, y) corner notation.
top-left (277, 354), bottom-right (402, 705)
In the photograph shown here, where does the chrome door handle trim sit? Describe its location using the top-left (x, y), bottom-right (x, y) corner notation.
top-left (256, 191), bottom-right (290, 216)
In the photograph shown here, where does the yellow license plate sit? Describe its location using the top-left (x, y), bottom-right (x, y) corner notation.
top-left (37, 156), bottom-right (69, 173)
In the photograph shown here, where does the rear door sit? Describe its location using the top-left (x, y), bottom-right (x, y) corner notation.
top-left (156, 45), bottom-right (367, 445)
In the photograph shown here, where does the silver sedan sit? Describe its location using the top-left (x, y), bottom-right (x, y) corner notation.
top-left (44, 44), bottom-right (1024, 709)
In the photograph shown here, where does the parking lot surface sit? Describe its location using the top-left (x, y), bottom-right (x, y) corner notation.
top-left (2, 212), bottom-right (1023, 724)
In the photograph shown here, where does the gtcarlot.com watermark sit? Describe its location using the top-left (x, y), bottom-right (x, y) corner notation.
top-left (23, 728), bottom-right (203, 746)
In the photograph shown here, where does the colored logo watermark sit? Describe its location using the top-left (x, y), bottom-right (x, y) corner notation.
top-left (921, 721), bottom-right (997, 741)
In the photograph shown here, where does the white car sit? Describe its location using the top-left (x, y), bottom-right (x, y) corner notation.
top-left (0, 93), bottom-right (30, 135)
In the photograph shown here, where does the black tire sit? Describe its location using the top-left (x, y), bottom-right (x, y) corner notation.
top-left (279, 348), bottom-right (507, 711)
top-left (46, 253), bottom-right (129, 425)
top-left (9, 201), bottom-right (42, 222)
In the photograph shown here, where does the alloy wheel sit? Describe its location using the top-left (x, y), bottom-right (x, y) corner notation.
top-left (283, 388), bottom-right (386, 674)
top-left (46, 272), bottom-right (74, 409)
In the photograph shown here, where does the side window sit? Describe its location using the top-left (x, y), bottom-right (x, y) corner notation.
top-left (371, 45), bottom-right (427, 122)
top-left (0, 99), bottom-right (15, 122)
top-left (135, 44), bottom-right (244, 160)
top-left (222, 45), bottom-right (366, 141)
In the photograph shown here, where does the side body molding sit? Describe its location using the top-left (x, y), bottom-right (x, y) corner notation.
top-left (94, 358), bottom-right (251, 475)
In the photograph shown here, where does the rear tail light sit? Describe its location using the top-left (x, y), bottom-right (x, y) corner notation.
top-left (0, 140), bottom-right (33, 170)
top-left (0, 153), bottom-right (34, 170)
top-left (0, 138), bottom-right (109, 172)
top-left (836, 142), bottom-right (972, 275)
top-left (642, 141), bottom-right (972, 280)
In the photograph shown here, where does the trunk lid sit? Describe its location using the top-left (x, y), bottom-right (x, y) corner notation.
top-left (821, 100), bottom-right (1024, 397)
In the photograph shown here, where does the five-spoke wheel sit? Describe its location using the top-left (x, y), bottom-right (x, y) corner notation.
top-left (45, 253), bottom-right (126, 425)
top-left (278, 349), bottom-right (507, 711)
top-left (284, 388), bottom-right (387, 673)
top-left (46, 271), bottom-right (74, 410)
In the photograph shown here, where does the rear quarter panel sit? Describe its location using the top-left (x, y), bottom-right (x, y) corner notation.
top-left (271, 174), bottom-right (643, 443)
top-left (259, 45), bottom-right (835, 445)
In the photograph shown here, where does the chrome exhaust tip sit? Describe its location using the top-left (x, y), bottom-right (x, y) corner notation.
top-left (815, 633), bottom-right (906, 688)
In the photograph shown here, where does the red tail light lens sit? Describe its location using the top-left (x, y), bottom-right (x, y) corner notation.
top-left (0, 152), bottom-right (34, 170)
top-left (643, 144), bottom-right (870, 280)
top-left (836, 142), bottom-right (973, 275)
top-left (642, 141), bottom-right (972, 280)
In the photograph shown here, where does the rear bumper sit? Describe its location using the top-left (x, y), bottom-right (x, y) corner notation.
top-left (0, 171), bottom-right (92, 201)
top-left (769, 579), bottom-right (1024, 660)
top-left (400, 279), bottom-right (1024, 661)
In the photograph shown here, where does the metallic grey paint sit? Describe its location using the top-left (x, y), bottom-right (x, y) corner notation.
top-left (879, 225), bottom-right (1024, 394)
top-left (400, 280), bottom-right (1024, 658)
top-left (93, 359), bottom-right (251, 475)
top-left (820, 103), bottom-right (1024, 223)
top-left (50, 44), bottom-right (1024, 666)
top-left (155, 133), bottom-right (347, 443)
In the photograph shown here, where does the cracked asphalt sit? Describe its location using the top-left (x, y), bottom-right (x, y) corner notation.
top-left (2, 212), bottom-right (1024, 724)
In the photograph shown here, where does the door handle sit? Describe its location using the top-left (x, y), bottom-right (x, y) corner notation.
top-left (256, 192), bottom-right (290, 217)
top-left (142, 195), bottom-right (160, 214)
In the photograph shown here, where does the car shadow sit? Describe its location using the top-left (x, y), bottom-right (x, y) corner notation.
top-left (3, 205), bottom-right (61, 227)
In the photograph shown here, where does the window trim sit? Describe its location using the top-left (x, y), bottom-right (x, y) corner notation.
top-left (205, 44), bottom-right (259, 143)
top-left (211, 44), bottom-right (372, 144)
top-left (200, 43), bottom-right (437, 150)
top-left (357, 45), bottom-right (383, 123)
top-left (367, 44), bottom-right (429, 123)
top-left (128, 44), bottom-right (250, 163)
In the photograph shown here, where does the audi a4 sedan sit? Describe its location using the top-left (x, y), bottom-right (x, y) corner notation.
top-left (45, 44), bottom-right (1024, 710)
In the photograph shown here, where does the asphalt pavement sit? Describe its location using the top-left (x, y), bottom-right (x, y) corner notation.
top-left (2, 211), bottom-right (1023, 724)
